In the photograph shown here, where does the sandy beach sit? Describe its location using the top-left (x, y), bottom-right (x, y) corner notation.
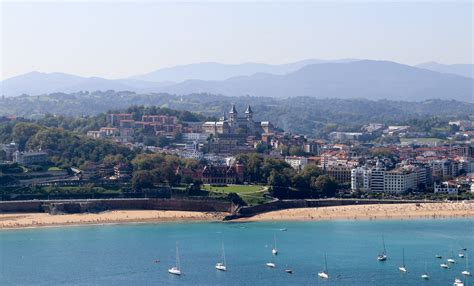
top-left (0, 210), bottom-right (228, 229)
top-left (1, 202), bottom-right (473, 229)
top-left (238, 202), bottom-right (474, 222)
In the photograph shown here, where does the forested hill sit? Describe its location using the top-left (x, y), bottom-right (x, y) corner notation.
top-left (0, 91), bottom-right (472, 136)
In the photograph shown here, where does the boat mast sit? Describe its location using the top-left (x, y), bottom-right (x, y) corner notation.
top-left (466, 253), bottom-right (469, 271)
top-left (402, 248), bottom-right (405, 267)
top-left (324, 253), bottom-right (328, 273)
top-left (176, 242), bottom-right (180, 270)
top-left (274, 234), bottom-right (277, 249)
top-left (222, 242), bottom-right (226, 265)
top-left (382, 235), bottom-right (386, 255)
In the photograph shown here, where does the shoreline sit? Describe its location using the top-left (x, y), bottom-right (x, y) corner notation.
top-left (0, 210), bottom-right (228, 230)
top-left (0, 202), bottom-right (472, 230)
top-left (236, 202), bottom-right (474, 222)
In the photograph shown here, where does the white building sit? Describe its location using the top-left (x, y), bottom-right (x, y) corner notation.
top-left (383, 168), bottom-right (417, 193)
top-left (13, 151), bottom-right (49, 165)
top-left (329, 132), bottom-right (363, 141)
top-left (87, 130), bottom-right (106, 139)
top-left (370, 161), bottom-right (386, 192)
top-left (182, 132), bottom-right (208, 144)
top-left (434, 181), bottom-right (459, 194)
top-left (351, 167), bottom-right (372, 192)
top-left (285, 156), bottom-right (308, 171)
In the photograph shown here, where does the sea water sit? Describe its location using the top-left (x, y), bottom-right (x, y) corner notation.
top-left (0, 219), bottom-right (473, 285)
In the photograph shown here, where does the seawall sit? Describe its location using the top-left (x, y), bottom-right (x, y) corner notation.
top-left (225, 199), bottom-right (440, 220)
top-left (0, 198), bottom-right (234, 214)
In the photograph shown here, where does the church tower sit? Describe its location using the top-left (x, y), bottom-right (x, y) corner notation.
top-left (245, 105), bottom-right (253, 121)
top-left (229, 104), bottom-right (238, 123)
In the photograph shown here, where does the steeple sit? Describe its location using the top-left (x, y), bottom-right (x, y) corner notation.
top-left (220, 110), bottom-right (227, 121)
top-left (245, 105), bottom-right (253, 114)
top-left (229, 104), bottom-right (237, 114)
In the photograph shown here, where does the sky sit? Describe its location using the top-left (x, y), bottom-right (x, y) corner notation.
top-left (1, 1), bottom-right (472, 80)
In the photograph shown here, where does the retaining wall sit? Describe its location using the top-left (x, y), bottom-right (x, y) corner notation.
top-left (235, 199), bottom-right (437, 218)
top-left (0, 198), bottom-right (233, 214)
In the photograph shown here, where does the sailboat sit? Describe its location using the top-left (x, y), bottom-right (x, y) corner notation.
top-left (398, 248), bottom-right (407, 272)
top-left (272, 234), bottom-right (278, 255)
top-left (440, 262), bottom-right (449, 269)
top-left (215, 243), bottom-right (227, 271)
top-left (266, 246), bottom-right (276, 268)
top-left (421, 262), bottom-right (429, 280)
top-left (448, 248), bottom-right (456, 264)
top-left (317, 253), bottom-right (329, 279)
top-left (462, 253), bottom-right (471, 276)
top-left (453, 278), bottom-right (464, 286)
top-left (168, 243), bottom-right (182, 275)
top-left (266, 261), bottom-right (276, 268)
top-left (377, 235), bottom-right (387, 261)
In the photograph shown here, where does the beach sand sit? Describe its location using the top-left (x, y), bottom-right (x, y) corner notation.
top-left (0, 210), bottom-right (228, 229)
top-left (238, 202), bottom-right (474, 222)
top-left (1, 202), bottom-right (473, 229)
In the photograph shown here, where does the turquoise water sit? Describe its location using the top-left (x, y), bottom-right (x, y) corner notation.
top-left (0, 219), bottom-right (473, 285)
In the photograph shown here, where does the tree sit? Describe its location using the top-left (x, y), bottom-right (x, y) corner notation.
top-left (227, 192), bottom-right (247, 206)
top-left (131, 170), bottom-right (155, 191)
top-left (157, 136), bottom-right (170, 147)
top-left (268, 170), bottom-right (290, 189)
top-left (312, 175), bottom-right (338, 197)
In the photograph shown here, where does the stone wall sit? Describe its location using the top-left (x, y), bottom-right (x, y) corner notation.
top-left (233, 199), bottom-right (436, 218)
top-left (0, 198), bottom-right (233, 214)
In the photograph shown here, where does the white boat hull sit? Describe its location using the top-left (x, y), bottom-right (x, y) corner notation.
top-left (441, 264), bottom-right (449, 269)
top-left (272, 249), bottom-right (278, 255)
top-left (266, 262), bottom-right (276, 268)
top-left (318, 272), bottom-right (329, 279)
top-left (399, 266), bottom-right (407, 272)
top-left (215, 263), bottom-right (227, 271)
top-left (421, 274), bottom-right (429, 280)
top-left (462, 270), bottom-right (471, 276)
top-left (377, 255), bottom-right (387, 261)
top-left (168, 267), bottom-right (181, 275)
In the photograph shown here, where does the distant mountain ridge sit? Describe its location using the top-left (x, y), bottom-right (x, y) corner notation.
top-left (0, 72), bottom-right (170, 97)
top-left (155, 60), bottom-right (474, 101)
top-left (131, 58), bottom-right (358, 82)
top-left (417, 62), bottom-right (473, 79)
top-left (1, 59), bottom-right (473, 102)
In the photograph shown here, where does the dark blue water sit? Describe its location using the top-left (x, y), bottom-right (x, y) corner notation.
top-left (0, 219), bottom-right (473, 285)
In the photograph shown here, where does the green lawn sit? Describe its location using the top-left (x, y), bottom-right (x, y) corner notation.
top-left (48, 167), bottom-right (64, 171)
top-left (203, 184), bottom-right (271, 206)
top-left (203, 184), bottom-right (261, 193)
top-left (400, 138), bottom-right (443, 143)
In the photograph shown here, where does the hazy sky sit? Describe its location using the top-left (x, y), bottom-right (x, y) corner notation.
top-left (1, 1), bottom-right (472, 80)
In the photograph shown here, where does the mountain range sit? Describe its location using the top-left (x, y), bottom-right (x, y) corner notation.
top-left (1, 59), bottom-right (473, 101)
top-left (416, 62), bottom-right (473, 79)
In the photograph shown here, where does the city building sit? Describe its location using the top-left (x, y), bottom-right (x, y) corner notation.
top-left (383, 168), bottom-right (417, 193)
top-left (13, 151), bottom-right (48, 165)
top-left (351, 167), bottom-right (372, 192)
top-left (434, 181), bottom-right (459, 194)
top-left (285, 156), bottom-right (308, 171)
top-left (326, 164), bottom-right (352, 183)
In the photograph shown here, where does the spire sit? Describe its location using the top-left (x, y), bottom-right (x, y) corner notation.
top-left (245, 105), bottom-right (253, 114)
top-left (229, 104), bottom-right (237, 114)
top-left (220, 110), bottom-right (227, 121)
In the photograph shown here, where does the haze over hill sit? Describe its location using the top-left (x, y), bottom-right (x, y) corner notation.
top-left (1, 60), bottom-right (473, 102)
top-left (157, 60), bottom-right (473, 101)
top-left (131, 59), bottom-right (357, 82)
top-left (417, 62), bottom-right (474, 79)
